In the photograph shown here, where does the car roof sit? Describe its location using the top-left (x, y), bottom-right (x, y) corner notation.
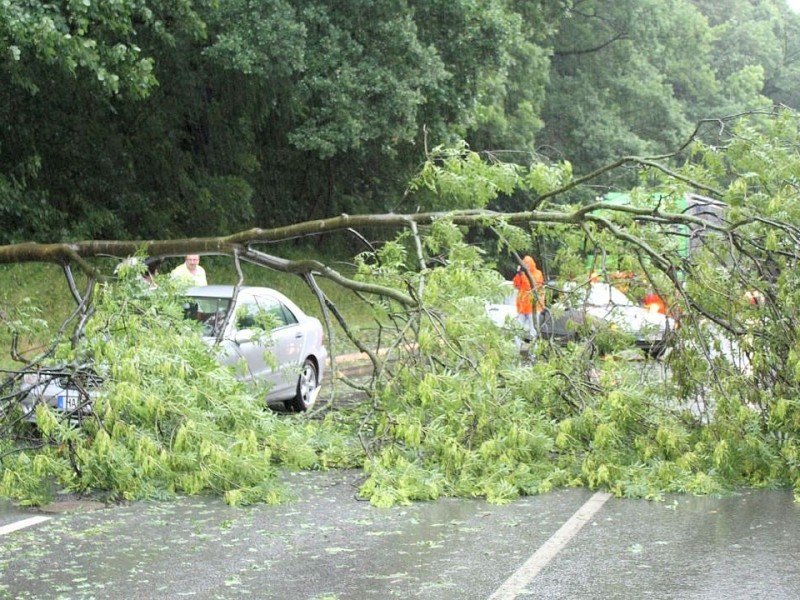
top-left (186, 285), bottom-right (287, 301)
top-left (187, 285), bottom-right (264, 294)
top-left (184, 285), bottom-right (306, 314)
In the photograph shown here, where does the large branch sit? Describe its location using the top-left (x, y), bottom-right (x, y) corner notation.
top-left (0, 204), bottom-right (742, 320)
top-left (0, 201), bottom-right (731, 268)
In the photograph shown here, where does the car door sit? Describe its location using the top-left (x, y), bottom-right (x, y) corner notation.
top-left (229, 293), bottom-right (305, 398)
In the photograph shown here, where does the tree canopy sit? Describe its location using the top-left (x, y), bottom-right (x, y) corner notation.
top-left (2, 0), bottom-right (800, 243)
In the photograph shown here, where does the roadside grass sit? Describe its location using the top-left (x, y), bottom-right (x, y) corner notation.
top-left (0, 249), bottom-right (378, 369)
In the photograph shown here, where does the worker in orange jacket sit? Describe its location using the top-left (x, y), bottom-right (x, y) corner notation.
top-left (512, 255), bottom-right (545, 346)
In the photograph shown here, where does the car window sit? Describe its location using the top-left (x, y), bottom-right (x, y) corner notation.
top-left (183, 297), bottom-right (232, 336)
top-left (586, 284), bottom-right (634, 307)
top-left (236, 296), bottom-right (298, 331)
top-left (276, 303), bottom-right (299, 326)
top-left (607, 285), bottom-right (635, 306)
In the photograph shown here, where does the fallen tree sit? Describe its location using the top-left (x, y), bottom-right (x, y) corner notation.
top-left (1, 109), bottom-right (800, 506)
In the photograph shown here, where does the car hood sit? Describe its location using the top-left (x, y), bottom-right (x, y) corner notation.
top-left (589, 304), bottom-right (673, 336)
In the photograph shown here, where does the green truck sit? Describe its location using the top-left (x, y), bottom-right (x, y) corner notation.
top-left (587, 191), bottom-right (726, 272)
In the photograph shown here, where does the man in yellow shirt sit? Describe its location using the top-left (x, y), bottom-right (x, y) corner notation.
top-left (171, 254), bottom-right (208, 286)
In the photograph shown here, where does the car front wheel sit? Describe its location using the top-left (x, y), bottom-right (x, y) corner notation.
top-left (285, 358), bottom-right (319, 412)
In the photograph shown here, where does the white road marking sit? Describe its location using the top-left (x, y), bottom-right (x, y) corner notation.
top-left (488, 491), bottom-right (612, 600)
top-left (0, 516), bottom-right (52, 536)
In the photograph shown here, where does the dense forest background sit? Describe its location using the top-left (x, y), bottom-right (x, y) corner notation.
top-left (2, 0), bottom-right (799, 243)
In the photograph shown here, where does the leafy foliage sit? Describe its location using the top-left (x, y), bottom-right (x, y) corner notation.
top-left (0, 270), bottom-right (357, 506)
top-left (3, 85), bottom-right (800, 512)
top-left (346, 112), bottom-right (800, 506)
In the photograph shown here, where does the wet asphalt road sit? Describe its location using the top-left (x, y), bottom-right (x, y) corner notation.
top-left (1, 470), bottom-right (798, 600)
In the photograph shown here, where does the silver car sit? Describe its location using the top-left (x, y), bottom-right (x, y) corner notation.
top-left (485, 281), bottom-right (518, 330)
top-left (486, 280), bottom-right (675, 356)
top-left (574, 282), bottom-right (675, 355)
top-left (183, 285), bottom-right (327, 411)
top-left (19, 285), bottom-right (327, 419)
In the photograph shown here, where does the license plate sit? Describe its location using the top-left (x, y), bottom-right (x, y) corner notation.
top-left (57, 394), bottom-right (79, 411)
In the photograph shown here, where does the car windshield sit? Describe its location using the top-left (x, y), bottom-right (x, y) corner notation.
top-left (586, 284), bottom-right (635, 307)
top-left (183, 296), bottom-right (233, 337)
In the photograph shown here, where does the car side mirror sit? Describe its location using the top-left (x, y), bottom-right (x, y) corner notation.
top-left (234, 329), bottom-right (254, 345)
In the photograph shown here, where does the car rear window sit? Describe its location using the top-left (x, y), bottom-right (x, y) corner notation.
top-left (236, 297), bottom-right (298, 330)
